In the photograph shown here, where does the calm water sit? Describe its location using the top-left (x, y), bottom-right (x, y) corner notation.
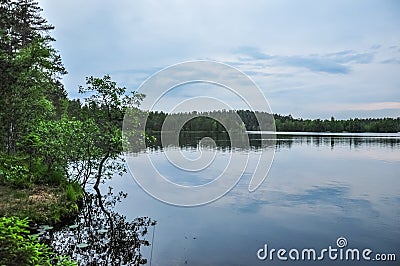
top-left (48, 133), bottom-right (399, 265)
top-left (100, 133), bottom-right (400, 265)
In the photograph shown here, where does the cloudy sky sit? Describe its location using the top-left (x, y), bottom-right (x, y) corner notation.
top-left (38, 0), bottom-right (400, 119)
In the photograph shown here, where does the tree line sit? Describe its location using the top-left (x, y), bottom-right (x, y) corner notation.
top-left (145, 110), bottom-right (400, 133)
top-left (273, 114), bottom-right (400, 133)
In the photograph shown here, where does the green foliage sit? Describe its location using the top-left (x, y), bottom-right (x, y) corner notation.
top-left (78, 75), bottom-right (144, 188)
top-left (18, 133), bottom-right (42, 173)
top-left (79, 75), bottom-right (145, 155)
top-left (0, 153), bottom-right (71, 187)
top-left (0, 156), bottom-right (31, 188)
top-left (0, 216), bottom-right (77, 266)
top-left (40, 168), bottom-right (66, 186)
top-left (26, 117), bottom-right (101, 186)
top-left (64, 182), bottom-right (83, 203)
top-left (0, 0), bottom-right (67, 154)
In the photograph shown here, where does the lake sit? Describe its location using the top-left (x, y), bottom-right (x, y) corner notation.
top-left (50, 132), bottom-right (400, 265)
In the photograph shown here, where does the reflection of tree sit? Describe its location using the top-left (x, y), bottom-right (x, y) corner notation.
top-left (141, 133), bottom-right (400, 152)
top-left (273, 135), bottom-right (400, 150)
top-left (42, 188), bottom-right (155, 265)
top-left (146, 132), bottom-right (276, 150)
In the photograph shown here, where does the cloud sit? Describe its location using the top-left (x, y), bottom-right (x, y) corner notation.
top-left (37, 0), bottom-right (400, 118)
top-left (370, 44), bottom-right (382, 50)
top-left (325, 102), bottom-right (400, 111)
top-left (234, 46), bottom-right (374, 74)
top-left (233, 46), bottom-right (273, 60)
top-left (325, 50), bottom-right (374, 64)
top-left (279, 55), bottom-right (350, 74)
top-left (381, 58), bottom-right (400, 64)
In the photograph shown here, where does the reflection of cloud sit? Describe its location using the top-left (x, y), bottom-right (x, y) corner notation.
top-left (211, 137), bottom-right (400, 220)
top-left (235, 185), bottom-right (380, 223)
top-left (233, 46), bottom-right (374, 74)
top-left (282, 186), bottom-right (377, 216)
top-left (320, 147), bottom-right (400, 163)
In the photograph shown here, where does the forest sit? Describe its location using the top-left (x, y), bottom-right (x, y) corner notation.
top-left (145, 110), bottom-right (400, 133)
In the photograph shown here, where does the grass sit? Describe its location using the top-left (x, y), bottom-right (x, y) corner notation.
top-left (0, 183), bottom-right (83, 226)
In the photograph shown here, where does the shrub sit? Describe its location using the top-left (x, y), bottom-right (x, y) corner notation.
top-left (0, 216), bottom-right (77, 266)
top-left (0, 158), bottom-right (31, 188)
top-left (65, 182), bottom-right (83, 202)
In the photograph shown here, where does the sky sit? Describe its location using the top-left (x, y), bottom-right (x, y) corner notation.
top-left (38, 0), bottom-right (400, 119)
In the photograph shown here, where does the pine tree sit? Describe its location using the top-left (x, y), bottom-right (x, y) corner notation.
top-left (0, 0), bottom-right (66, 153)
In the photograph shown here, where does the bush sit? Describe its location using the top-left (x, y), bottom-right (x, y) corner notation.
top-left (0, 216), bottom-right (77, 266)
top-left (65, 182), bottom-right (83, 202)
top-left (0, 157), bottom-right (31, 188)
top-left (41, 168), bottom-right (66, 186)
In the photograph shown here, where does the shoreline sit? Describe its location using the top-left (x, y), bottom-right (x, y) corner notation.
top-left (0, 183), bottom-right (83, 227)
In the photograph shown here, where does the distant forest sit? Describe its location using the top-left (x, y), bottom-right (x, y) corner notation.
top-left (145, 110), bottom-right (400, 133)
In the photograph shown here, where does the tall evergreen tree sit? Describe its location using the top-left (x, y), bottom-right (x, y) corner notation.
top-left (0, 0), bottom-right (66, 154)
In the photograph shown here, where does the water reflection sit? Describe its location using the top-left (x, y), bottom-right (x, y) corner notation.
top-left (272, 134), bottom-right (400, 150)
top-left (110, 132), bottom-right (400, 265)
top-left (42, 187), bottom-right (155, 265)
top-left (145, 132), bottom-right (400, 151)
top-left (146, 131), bottom-right (276, 150)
